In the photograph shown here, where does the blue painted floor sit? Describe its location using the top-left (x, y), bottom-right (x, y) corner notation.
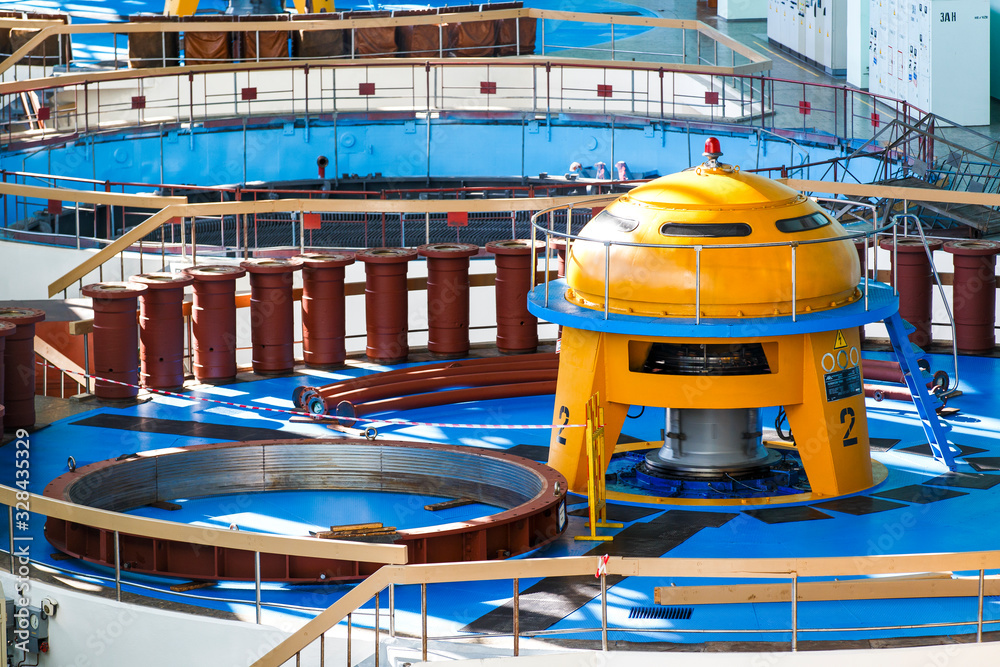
top-left (7, 348), bottom-right (1000, 643)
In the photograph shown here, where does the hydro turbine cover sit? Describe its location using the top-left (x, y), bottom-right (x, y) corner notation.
top-left (564, 157), bottom-right (861, 318)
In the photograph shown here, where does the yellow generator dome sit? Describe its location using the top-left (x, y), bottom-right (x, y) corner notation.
top-left (564, 150), bottom-right (861, 318)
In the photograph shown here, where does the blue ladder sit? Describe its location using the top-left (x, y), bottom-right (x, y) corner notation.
top-left (883, 312), bottom-right (957, 471)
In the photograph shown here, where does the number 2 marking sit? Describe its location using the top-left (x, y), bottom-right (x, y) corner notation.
top-left (556, 406), bottom-right (570, 445)
top-left (840, 406), bottom-right (858, 447)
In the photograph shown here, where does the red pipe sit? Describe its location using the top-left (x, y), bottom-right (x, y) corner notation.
top-left (350, 380), bottom-right (558, 416)
top-left (418, 243), bottom-right (479, 358)
top-left (487, 239), bottom-right (544, 354)
top-left (944, 240), bottom-right (1000, 353)
top-left (0, 322), bottom-right (13, 432)
top-left (241, 258), bottom-right (303, 374)
top-left (864, 384), bottom-right (913, 402)
top-left (131, 273), bottom-right (193, 389)
top-left (356, 248), bottom-right (417, 364)
top-left (861, 359), bottom-right (905, 384)
top-left (315, 353), bottom-right (560, 399)
top-left (879, 237), bottom-right (943, 347)
top-left (0, 307), bottom-right (45, 428)
top-left (183, 265), bottom-right (247, 381)
top-left (326, 368), bottom-right (557, 406)
top-left (82, 283), bottom-right (147, 399)
top-left (300, 252), bottom-right (355, 368)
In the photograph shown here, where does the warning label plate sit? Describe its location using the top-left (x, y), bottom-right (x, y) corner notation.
top-left (834, 330), bottom-right (848, 350)
top-left (825, 365), bottom-right (862, 402)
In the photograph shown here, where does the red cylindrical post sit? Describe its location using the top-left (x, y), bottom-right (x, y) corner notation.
top-left (486, 239), bottom-right (544, 354)
top-left (0, 322), bottom-right (14, 432)
top-left (82, 283), bottom-right (147, 399)
top-left (131, 273), bottom-right (194, 389)
top-left (356, 248), bottom-right (417, 364)
top-left (0, 307), bottom-right (45, 429)
top-left (240, 258), bottom-right (303, 374)
top-left (300, 253), bottom-right (355, 368)
top-left (418, 243), bottom-right (479, 358)
top-left (183, 265), bottom-right (247, 381)
top-left (549, 238), bottom-right (569, 278)
top-left (879, 237), bottom-right (943, 347)
top-left (944, 240), bottom-right (1000, 353)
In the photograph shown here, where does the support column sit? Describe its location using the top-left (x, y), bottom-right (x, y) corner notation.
top-left (82, 283), bottom-right (147, 399)
top-left (486, 240), bottom-right (543, 354)
top-left (183, 265), bottom-right (247, 381)
top-left (417, 243), bottom-right (479, 358)
top-left (944, 240), bottom-right (1000, 353)
top-left (356, 248), bottom-right (417, 364)
top-left (879, 237), bottom-right (943, 347)
top-left (241, 258), bottom-right (303, 375)
top-left (0, 307), bottom-right (45, 429)
top-left (300, 253), bottom-right (355, 369)
top-left (131, 273), bottom-right (193, 389)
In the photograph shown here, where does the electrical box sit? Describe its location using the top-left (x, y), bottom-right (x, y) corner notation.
top-left (869, 0), bottom-right (989, 125)
top-left (766, 0), bottom-right (849, 75)
top-left (11, 606), bottom-right (49, 655)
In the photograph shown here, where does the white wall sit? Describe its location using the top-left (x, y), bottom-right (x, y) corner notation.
top-left (718, 0), bottom-right (768, 20)
top-left (847, 0), bottom-right (871, 88)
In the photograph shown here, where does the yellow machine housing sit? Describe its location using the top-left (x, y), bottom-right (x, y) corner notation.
top-left (546, 145), bottom-right (873, 500)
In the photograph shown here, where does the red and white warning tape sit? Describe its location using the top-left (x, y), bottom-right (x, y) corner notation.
top-left (36, 360), bottom-right (585, 430)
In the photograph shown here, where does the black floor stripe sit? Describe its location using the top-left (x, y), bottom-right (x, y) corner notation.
top-left (71, 414), bottom-right (294, 442)
top-left (873, 484), bottom-right (968, 504)
top-left (569, 503), bottom-right (661, 523)
top-left (966, 457), bottom-right (1000, 473)
top-left (460, 509), bottom-right (737, 634)
top-left (896, 443), bottom-right (987, 458)
top-left (812, 496), bottom-right (907, 516)
top-left (505, 444), bottom-right (550, 462)
top-left (922, 472), bottom-right (1000, 490)
top-left (743, 506), bottom-right (833, 524)
top-left (869, 438), bottom-right (902, 452)
top-left (616, 433), bottom-right (644, 444)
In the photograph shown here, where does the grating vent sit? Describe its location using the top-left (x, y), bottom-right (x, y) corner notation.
top-left (628, 606), bottom-right (693, 620)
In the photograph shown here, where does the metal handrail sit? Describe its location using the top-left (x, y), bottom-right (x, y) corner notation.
top-left (893, 212), bottom-right (961, 393)
top-left (529, 196), bottom-right (888, 323)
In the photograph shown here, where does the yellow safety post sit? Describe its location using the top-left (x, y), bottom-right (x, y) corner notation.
top-left (575, 392), bottom-right (623, 541)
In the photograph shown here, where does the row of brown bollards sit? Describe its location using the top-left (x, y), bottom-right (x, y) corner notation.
top-left (859, 238), bottom-right (1000, 352)
top-left (79, 241), bottom-right (543, 400)
top-left (10, 236), bottom-right (998, 415)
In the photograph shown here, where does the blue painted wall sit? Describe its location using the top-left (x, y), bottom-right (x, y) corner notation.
top-left (3, 117), bottom-right (877, 227)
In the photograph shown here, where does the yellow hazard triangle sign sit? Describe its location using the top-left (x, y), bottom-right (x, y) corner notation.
top-left (833, 330), bottom-right (848, 350)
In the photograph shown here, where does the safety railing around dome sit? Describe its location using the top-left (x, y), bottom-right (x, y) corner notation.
top-left (247, 550), bottom-right (1000, 667)
top-left (529, 196), bottom-right (886, 324)
top-left (0, 480), bottom-right (407, 625)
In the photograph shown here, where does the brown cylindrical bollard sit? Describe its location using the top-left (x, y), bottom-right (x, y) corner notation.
top-left (944, 240), bottom-right (1000, 354)
top-left (549, 238), bottom-right (569, 279)
top-left (82, 283), bottom-right (147, 399)
top-left (131, 273), bottom-right (193, 389)
top-left (0, 322), bottom-right (14, 432)
top-left (300, 253), bottom-right (355, 368)
top-left (240, 258), bottom-right (303, 374)
top-left (356, 248), bottom-right (417, 364)
top-left (486, 239), bottom-right (544, 354)
top-left (0, 307), bottom-right (45, 429)
top-left (418, 243), bottom-right (479, 358)
top-left (183, 265), bottom-right (247, 381)
top-left (879, 237), bottom-right (943, 347)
